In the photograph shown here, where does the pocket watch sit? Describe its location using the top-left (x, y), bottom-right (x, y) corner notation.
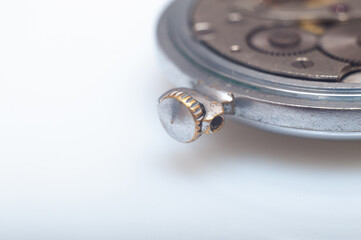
top-left (157, 0), bottom-right (361, 143)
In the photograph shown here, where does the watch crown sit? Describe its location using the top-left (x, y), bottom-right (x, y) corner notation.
top-left (158, 88), bottom-right (225, 143)
top-left (158, 89), bottom-right (205, 143)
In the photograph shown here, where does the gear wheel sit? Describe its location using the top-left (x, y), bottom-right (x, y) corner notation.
top-left (248, 27), bottom-right (318, 56)
top-left (320, 22), bottom-right (361, 65)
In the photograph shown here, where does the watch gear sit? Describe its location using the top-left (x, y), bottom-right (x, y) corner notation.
top-left (247, 27), bottom-right (318, 56)
top-left (320, 22), bottom-right (361, 65)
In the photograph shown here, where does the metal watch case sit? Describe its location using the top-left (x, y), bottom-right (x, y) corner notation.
top-left (157, 0), bottom-right (361, 142)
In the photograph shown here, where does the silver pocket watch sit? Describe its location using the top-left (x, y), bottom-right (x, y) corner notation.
top-left (157, 0), bottom-right (361, 143)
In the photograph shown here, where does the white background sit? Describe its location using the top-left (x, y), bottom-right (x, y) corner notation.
top-left (0, 0), bottom-right (361, 239)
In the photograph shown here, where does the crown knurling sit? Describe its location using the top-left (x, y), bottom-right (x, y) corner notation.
top-left (163, 90), bottom-right (205, 140)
